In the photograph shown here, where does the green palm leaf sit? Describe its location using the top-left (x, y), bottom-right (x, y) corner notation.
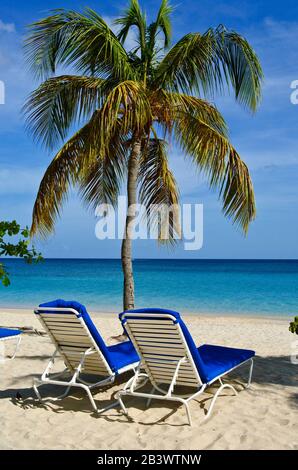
top-left (174, 111), bottom-right (256, 232)
top-left (79, 126), bottom-right (129, 210)
top-left (147, 0), bottom-right (173, 51)
top-left (139, 138), bottom-right (180, 243)
top-left (23, 75), bottom-right (111, 149)
top-left (24, 8), bottom-right (133, 80)
top-left (115, 0), bottom-right (147, 56)
top-left (154, 26), bottom-right (263, 111)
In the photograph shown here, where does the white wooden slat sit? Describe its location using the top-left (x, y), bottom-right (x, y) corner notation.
top-left (47, 325), bottom-right (85, 331)
top-left (151, 372), bottom-right (198, 383)
top-left (53, 335), bottom-right (91, 345)
top-left (145, 356), bottom-right (189, 365)
top-left (127, 320), bottom-right (173, 326)
top-left (80, 363), bottom-right (108, 371)
top-left (62, 349), bottom-right (91, 356)
top-left (44, 323), bottom-right (82, 328)
top-left (151, 370), bottom-right (197, 380)
top-left (68, 353), bottom-right (101, 361)
top-left (43, 322), bottom-right (82, 329)
top-left (68, 363), bottom-right (106, 371)
top-left (70, 363), bottom-right (108, 373)
top-left (154, 378), bottom-right (198, 387)
top-left (129, 325), bottom-right (177, 332)
top-left (175, 380), bottom-right (199, 387)
top-left (43, 318), bottom-right (81, 324)
top-left (131, 334), bottom-right (182, 343)
top-left (137, 338), bottom-right (184, 349)
top-left (79, 368), bottom-right (104, 375)
top-left (130, 331), bottom-right (179, 338)
top-left (138, 344), bottom-right (184, 350)
top-left (152, 371), bottom-right (197, 381)
top-left (58, 343), bottom-right (91, 350)
top-left (40, 314), bottom-right (79, 320)
top-left (49, 327), bottom-right (89, 338)
top-left (148, 363), bottom-right (196, 375)
top-left (52, 333), bottom-right (91, 342)
top-left (60, 346), bottom-right (88, 353)
top-left (49, 330), bottom-right (87, 337)
top-left (149, 365), bottom-right (195, 376)
top-left (143, 353), bottom-right (185, 361)
top-left (80, 362), bottom-right (108, 370)
top-left (148, 367), bottom-right (195, 376)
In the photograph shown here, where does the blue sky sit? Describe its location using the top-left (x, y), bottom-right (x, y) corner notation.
top-left (0, 0), bottom-right (298, 259)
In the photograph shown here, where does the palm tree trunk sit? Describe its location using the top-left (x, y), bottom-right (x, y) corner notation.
top-left (121, 138), bottom-right (141, 311)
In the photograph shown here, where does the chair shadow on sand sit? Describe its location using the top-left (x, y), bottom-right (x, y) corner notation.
top-left (1, 354), bottom-right (297, 426)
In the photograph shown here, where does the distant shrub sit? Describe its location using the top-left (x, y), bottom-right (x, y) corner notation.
top-left (289, 317), bottom-right (298, 335)
top-left (0, 220), bottom-right (42, 286)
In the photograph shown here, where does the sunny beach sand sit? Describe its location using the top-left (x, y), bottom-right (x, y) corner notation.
top-left (0, 309), bottom-right (297, 450)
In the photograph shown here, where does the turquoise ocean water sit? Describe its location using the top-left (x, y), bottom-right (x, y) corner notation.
top-left (0, 259), bottom-right (297, 317)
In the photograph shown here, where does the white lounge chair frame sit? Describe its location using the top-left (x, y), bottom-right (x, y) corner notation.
top-left (33, 307), bottom-right (139, 413)
top-left (117, 312), bottom-right (253, 425)
top-left (0, 333), bottom-right (22, 362)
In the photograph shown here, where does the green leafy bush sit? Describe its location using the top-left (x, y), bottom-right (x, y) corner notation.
top-left (289, 317), bottom-right (298, 335)
top-left (0, 220), bottom-right (42, 286)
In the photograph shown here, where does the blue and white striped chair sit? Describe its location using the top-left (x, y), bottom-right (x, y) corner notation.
top-left (33, 300), bottom-right (139, 413)
top-left (118, 308), bottom-right (255, 425)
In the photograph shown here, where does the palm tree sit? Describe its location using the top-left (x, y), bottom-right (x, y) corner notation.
top-left (24, 0), bottom-right (263, 311)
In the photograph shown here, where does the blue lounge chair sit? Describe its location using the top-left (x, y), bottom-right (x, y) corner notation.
top-left (117, 308), bottom-right (255, 425)
top-left (33, 300), bottom-right (139, 413)
top-left (0, 328), bottom-right (22, 362)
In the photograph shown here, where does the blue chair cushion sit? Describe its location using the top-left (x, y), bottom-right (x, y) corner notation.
top-left (107, 341), bottom-right (139, 370)
top-left (0, 328), bottom-right (21, 339)
top-left (120, 308), bottom-right (255, 384)
top-left (198, 344), bottom-right (255, 383)
top-left (38, 299), bottom-right (138, 373)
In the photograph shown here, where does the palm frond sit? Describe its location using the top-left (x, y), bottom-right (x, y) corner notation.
top-left (151, 90), bottom-right (228, 137)
top-left (30, 118), bottom-right (98, 237)
top-left (79, 125), bottom-right (129, 210)
top-left (24, 8), bottom-right (133, 80)
top-left (139, 138), bottom-right (180, 243)
top-left (115, 0), bottom-right (146, 56)
top-left (175, 112), bottom-right (256, 232)
top-left (31, 108), bottom-right (130, 237)
top-left (211, 26), bottom-right (263, 111)
top-left (100, 80), bottom-right (152, 140)
top-left (147, 0), bottom-right (173, 52)
top-left (23, 75), bottom-right (112, 149)
top-left (153, 26), bottom-right (263, 110)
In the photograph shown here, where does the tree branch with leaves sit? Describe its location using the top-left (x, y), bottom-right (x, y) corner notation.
top-left (0, 220), bottom-right (42, 286)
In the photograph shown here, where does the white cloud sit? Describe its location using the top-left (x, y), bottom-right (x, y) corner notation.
top-left (0, 19), bottom-right (15, 33)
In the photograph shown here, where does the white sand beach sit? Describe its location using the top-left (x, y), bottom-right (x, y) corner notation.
top-left (0, 309), bottom-right (297, 450)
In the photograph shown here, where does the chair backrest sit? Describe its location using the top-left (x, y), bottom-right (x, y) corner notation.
top-left (120, 308), bottom-right (208, 388)
top-left (35, 300), bottom-right (114, 376)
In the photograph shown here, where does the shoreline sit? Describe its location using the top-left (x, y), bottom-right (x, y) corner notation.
top-left (0, 306), bottom-right (292, 322)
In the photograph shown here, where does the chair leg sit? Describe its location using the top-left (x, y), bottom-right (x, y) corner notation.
top-left (182, 399), bottom-right (192, 426)
top-left (54, 386), bottom-right (71, 400)
top-left (146, 387), bottom-right (155, 408)
top-left (32, 378), bottom-right (72, 402)
top-left (81, 384), bottom-right (99, 412)
top-left (10, 336), bottom-right (22, 360)
top-left (205, 383), bottom-right (237, 420)
top-left (33, 379), bottom-right (42, 401)
top-left (246, 359), bottom-right (254, 388)
top-left (117, 392), bottom-right (128, 415)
